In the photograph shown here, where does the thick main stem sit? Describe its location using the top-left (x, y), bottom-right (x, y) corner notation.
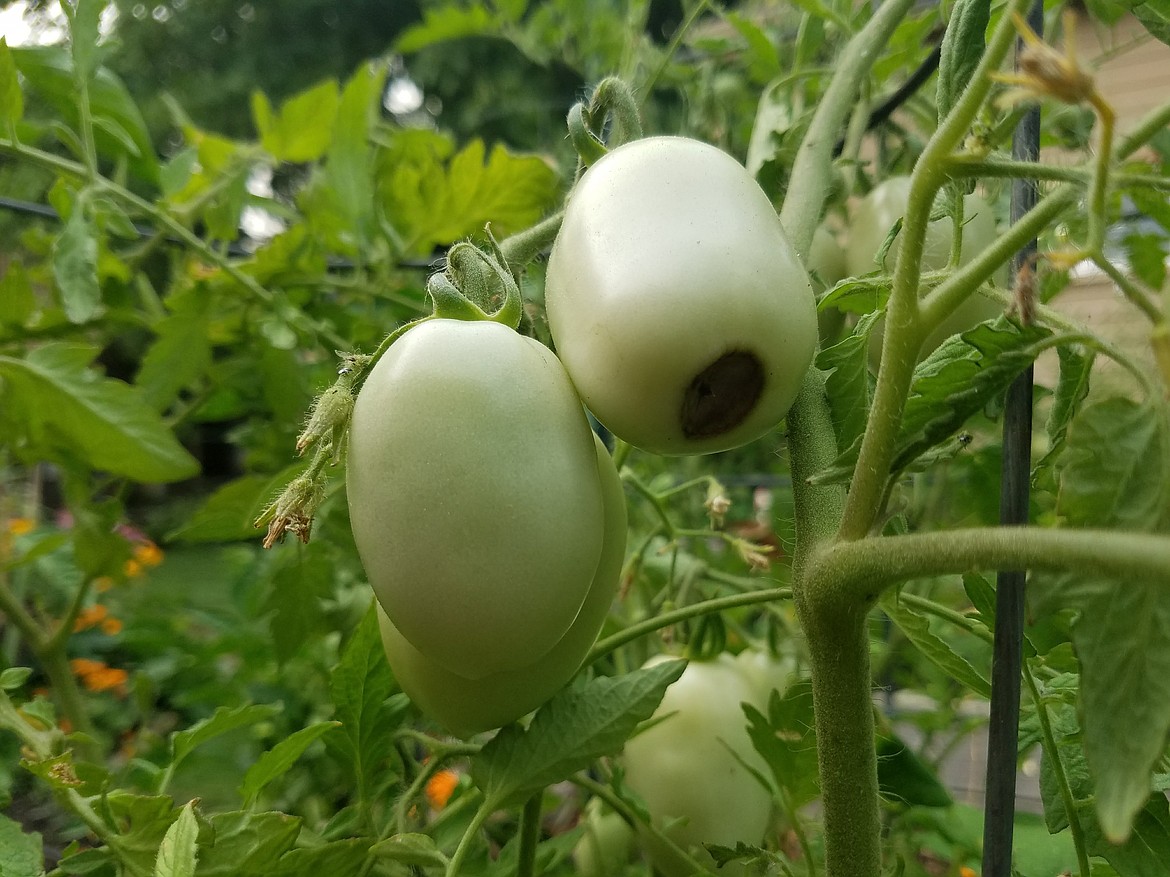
top-left (795, 592), bottom-right (881, 877)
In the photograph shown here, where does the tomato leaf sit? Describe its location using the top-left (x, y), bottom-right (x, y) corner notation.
top-left (880, 592), bottom-right (991, 697)
top-left (0, 343), bottom-right (200, 483)
top-left (330, 606), bottom-right (401, 802)
top-left (265, 548), bottom-right (336, 664)
top-left (135, 288), bottom-right (214, 411)
top-left (169, 704), bottom-right (281, 774)
top-left (0, 37), bottom-right (23, 127)
top-left (377, 132), bottom-right (560, 255)
top-left (1125, 0), bottom-right (1170, 46)
top-left (369, 834), bottom-right (449, 868)
top-left (891, 316), bottom-right (1052, 472)
top-left (170, 465), bottom-right (306, 544)
top-left (937, 0), bottom-right (990, 122)
top-left (1031, 397), bottom-right (1170, 843)
top-left (154, 801), bottom-right (199, 877)
top-left (743, 684), bottom-right (819, 809)
top-left (1039, 706), bottom-right (1170, 870)
top-left (471, 659), bottom-right (686, 808)
top-left (0, 259), bottom-right (36, 329)
top-left (274, 839), bottom-right (370, 874)
top-left (817, 311), bottom-right (878, 451)
top-left (0, 813), bottom-right (43, 877)
top-left (52, 199), bottom-right (101, 324)
top-left (194, 811), bottom-right (302, 875)
top-left (240, 722), bottom-right (340, 807)
top-left (1037, 344), bottom-right (1094, 475)
top-left (252, 80), bottom-right (340, 164)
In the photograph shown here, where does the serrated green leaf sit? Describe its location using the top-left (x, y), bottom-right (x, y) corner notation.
top-left (1056, 398), bottom-right (1170, 530)
top-left (394, 3), bottom-right (498, 53)
top-left (818, 311), bottom-right (878, 450)
top-left (273, 839), bottom-right (369, 875)
top-left (330, 606), bottom-right (398, 800)
top-left (0, 37), bottom-right (23, 127)
top-left (153, 800), bottom-right (198, 877)
top-left (1039, 344), bottom-right (1093, 472)
top-left (135, 290), bottom-right (213, 411)
top-left (52, 201), bottom-right (100, 324)
top-left (1126, 0), bottom-right (1170, 45)
top-left (265, 548), bottom-right (335, 664)
top-left (1128, 185), bottom-right (1170, 234)
top-left (0, 667), bottom-right (32, 689)
top-left (13, 46), bottom-right (158, 183)
top-left (378, 133), bottom-right (560, 255)
top-left (0, 259), bottom-right (36, 329)
top-left (370, 833), bottom-right (448, 867)
top-left (876, 724), bottom-right (952, 808)
top-left (937, 0), bottom-right (990, 121)
top-left (170, 704), bottom-right (280, 770)
top-left (818, 274), bottom-right (891, 315)
top-left (67, 0), bottom-right (107, 80)
top-left (1122, 231), bottom-right (1167, 291)
top-left (726, 12), bottom-right (781, 82)
top-left (1041, 719), bottom-right (1170, 870)
top-left (743, 684), bottom-right (819, 808)
top-left (0, 343), bottom-right (199, 482)
top-left (240, 722), bottom-right (340, 807)
top-left (102, 793), bottom-right (181, 875)
top-left (471, 659), bottom-right (685, 808)
top-left (193, 811), bottom-right (301, 876)
top-left (892, 316), bottom-right (1053, 472)
top-left (0, 812), bottom-right (44, 877)
top-left (1031, 397), bottom-right (1170, 842)
top-left (881, 592), bottom-right (991, 697)
top-left (253, 80), bottom-right (339, 163)
top-left (170, 465), bottom-right (305, 543)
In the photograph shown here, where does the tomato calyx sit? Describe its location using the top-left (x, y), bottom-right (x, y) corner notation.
top-left (426, 237), bottom-right (522, 328)
top-left (567, 76), bottom-right (643, 171)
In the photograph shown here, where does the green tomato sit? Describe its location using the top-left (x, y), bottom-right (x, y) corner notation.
top-left (347, 319), bottom-right (605, 680)
top-left (731, 647), bottom-right (795, 707)
top-left (843, 176), bottom-right (1002, 362)
top-left (622, 655), bottom-right (773, 877)
top-left (376, 433), bottom-right (627, 737)
top-left (545, 136), bottom-right (818, 456)
top-left (572, 798), bottom-right (635, 877)
top-left (808, 224), bottom-right (848, 345)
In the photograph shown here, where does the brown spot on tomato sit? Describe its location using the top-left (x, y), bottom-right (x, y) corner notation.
top-left (680, 351), bottom-right (764, 439)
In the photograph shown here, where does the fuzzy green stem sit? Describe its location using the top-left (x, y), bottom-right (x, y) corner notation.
top-left (811, 526), bottom-right (1170, 605)
top-left (444, 801), bottom-right (492, 877)
top-left (1092, 256), bottom-right (1162, 324)
top-left (517, 793), bottom-right (542, 877)
top-left (795, 591), bottom-right (881, 877)
top-left (837, 0), bottom-right (1033, 543)
top-left (587, 587), bottom-right (792, 663)
top-left (1022, 661), bottom-right (1092, 877)
top-left (779, 0), bottom-right (917, 257)
top-left (499, 212), bottom-right (563, 270)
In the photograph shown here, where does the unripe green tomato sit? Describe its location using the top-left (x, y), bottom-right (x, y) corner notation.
top-left (731, 647), bottom-right (795, 707)
top-left (844, 176), bottom-right (1002, 362)
top-left (622, 655), bottom-right (773, 877)
top-left (572, 798), bottom-right (635, 877)
top-left (376, 433), bottom-right (627, 737)
top-left (808, 224), bottom-right (848, 345)
top-left (347, 319), bottom-right (605, 679)
top-left (545, 136), bottom-right (818, 456)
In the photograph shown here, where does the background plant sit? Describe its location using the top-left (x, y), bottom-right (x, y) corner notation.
top-left (1, 0), bottom-right (1169, 876)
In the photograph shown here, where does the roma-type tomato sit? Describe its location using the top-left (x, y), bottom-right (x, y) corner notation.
top-left (545, 136), bottom-right (818, 456)
top-left (347, 319), bottom-right (605, 680)
top-left (844, 176), bottom-right (1002, 361)
top-left (622, 655), bottom-right (773, 876)
top-left (376, 433), bottom-right (627, 737)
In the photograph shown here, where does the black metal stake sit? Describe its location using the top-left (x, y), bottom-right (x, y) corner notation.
top-left (981, 1), bottom-right (1043, 873)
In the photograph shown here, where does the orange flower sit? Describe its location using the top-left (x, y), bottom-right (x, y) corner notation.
top-left (100, 617), bottom-right (123, 635)
top-left (425, 769), bottom-right (459, 810)
top-left (960, 867), bottom-right (978, 877)
top-left (123, 559), bottom-right (143, 578)
top-left (6, 518), bottom-right (35, 536)
top-left (94, 576), bottom-right (115, 593)
top-left (73, 605), bottom-right (110, 632)
top-left (70, 658), bottom-right (129, 696)
top-left (133, 541), bottom-right (164, 568)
